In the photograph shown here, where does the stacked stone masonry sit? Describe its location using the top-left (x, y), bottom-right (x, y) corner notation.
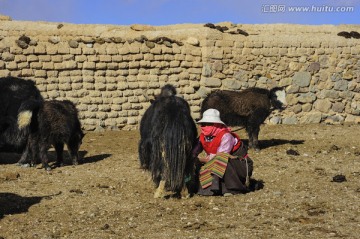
top-left (0, 17), bottom-right (359, 130)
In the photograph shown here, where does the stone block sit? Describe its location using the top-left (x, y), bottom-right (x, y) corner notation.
top-left (111, 55), bottom-right (122, 62)
top-left (302, 103), bottom-right (312, 112)
top-left (282, 116), bottom-right (298, 124)
top-left (1, 52), bottom-right (15, 61)
top-left (129, 61), bottom-right (140, 69)
top-left (299, 112), bottom-right (322, 124)
top-left (207, 48), bottom-right (223, 59)
top-left (34, 70), bottom-right (46, 77)
top-left (20, 69), bottom-right (34, 77)
top-left (201, 77), bottom-right (221, 87)
top-left (99, 55), bottom-right (112, 62)
top-left (334, 80), bottom-right (348, 91)
top-left (293, 72), bottom-right (311, 87)
top-left (314, 99), bottom-right (332, 113)
top-left (223, 79), bottom-right (241, 90)
top-left (83, 47), bottom-right (96, 55)
top-left (150, 46), bottom-right (162, 55)
top-left (42, 62), bottom-right (54, 70)
top-left (6, 62), bottom-right (17, 70)
top-left (14, 55), bottom-right (27, 62)
top-left (298, 92), bottom-right (316, 103)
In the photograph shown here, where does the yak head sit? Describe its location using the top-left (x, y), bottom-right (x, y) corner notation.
top-left (270, 87), bottom-right (287, 110)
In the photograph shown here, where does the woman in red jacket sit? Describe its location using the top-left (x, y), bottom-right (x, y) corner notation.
top-left (193, 108), bottom-right (253, 196)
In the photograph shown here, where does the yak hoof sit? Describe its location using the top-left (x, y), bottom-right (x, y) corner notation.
top-left (55, 162), bottom-right (65, 168)
top-left (180, 187), bottom-right (190, 199)
top-left (18, 163), bottom-right (31, 168)
top-left (43, 165), bottom-right (52, 171)
top-left (154, 191), bottom-right (165, 199)
top-left (154, 180), bottom-right (166, 198)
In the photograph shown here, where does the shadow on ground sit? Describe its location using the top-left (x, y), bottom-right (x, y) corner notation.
top-left (241, 139), bottom-right (305, 150)
top-left (0, 192), bottom-right (56, 219)
top-left (0, 151), bottom-right (112, 166)
top-left (82, 153), bottom-right (112, 164)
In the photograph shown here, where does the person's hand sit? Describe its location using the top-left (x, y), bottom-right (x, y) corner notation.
top-left (198, 156), bottom-right (209, 164)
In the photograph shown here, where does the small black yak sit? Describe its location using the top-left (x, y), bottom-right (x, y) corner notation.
top-left (201, 87), bottom-right (287, 151)
top-left (18, 100), bottom-right (84, 170)
top-left (0, 76), bottom-right (43, 153)
top-left (139, 84), bottom-right (197, 198)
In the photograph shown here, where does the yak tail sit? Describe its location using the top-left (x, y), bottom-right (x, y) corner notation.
top-left (17, 99), bottom-right (42, 129)
top-left (18, 111), bottom-right (32, 129)
top-left (163, 118), bottom-right (194, 192)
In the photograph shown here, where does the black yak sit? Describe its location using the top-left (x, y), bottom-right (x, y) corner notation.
top-left (17, 100), bottom-right (84, 170)
top-left (139, 84), bottom-right (197, 198)
top-left (0, 76), bottom-right (43, 153)
top-left (201, 87), bottom-right (287, 151)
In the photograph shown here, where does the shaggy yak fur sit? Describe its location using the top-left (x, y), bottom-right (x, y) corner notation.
top-left (201, 87), bottom-right (287, 151)
top-left (139, 84), bottom-right (197, 198)
top-left (18, 100), bottom-right (84, 170)
top-left (0, 76), bottom-right (43, 153)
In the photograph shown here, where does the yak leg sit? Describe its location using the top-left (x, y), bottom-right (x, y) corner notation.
top-left (28, 134), bottom-right (40, 167)
top-left (39, 141), bottom-right (51, 171)
top-left (251, 125), bottom-right (261, 151)
top-left (154, 180), bottom-right (166, 198)
top-left (17, 140), bottom-right (31, 165)
top-left (245, 124), bottom-right (255, 149)
top-left (68, 144), bottom-right (80, 165)
top-left (54, 142), bottom-right (64, 167)
top-left (69, 149), bottom-right (79, 165)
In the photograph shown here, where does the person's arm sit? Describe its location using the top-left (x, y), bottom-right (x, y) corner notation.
top-left (192, 139), bottom-right (212, 164)
top-left (217, 133), bottom-right (235, 154)
top-left (192, 139), bottom-right (203, 158)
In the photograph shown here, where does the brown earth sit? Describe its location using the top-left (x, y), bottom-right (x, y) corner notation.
top-left (0, 124), bottom-right (359, 239)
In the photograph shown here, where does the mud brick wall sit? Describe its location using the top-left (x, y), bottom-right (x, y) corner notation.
top-left (0, 17), bottom-right (359, 130)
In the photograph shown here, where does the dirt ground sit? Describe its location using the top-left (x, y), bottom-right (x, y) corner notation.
top-left (0, 123), bottom-right (359, 239)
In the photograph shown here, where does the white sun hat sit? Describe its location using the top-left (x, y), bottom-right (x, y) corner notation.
top-left (197, 108), bottom-right (225, 124)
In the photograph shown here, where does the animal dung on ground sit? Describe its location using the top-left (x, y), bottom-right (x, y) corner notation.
top-left (15, 35), bottom-right (31, 49)
top-left (203, 23), bottom-right (249, 36)
top-left (286, 149), bottom-right (300, 156)
top-left (148, 36), bottom-right (183, 46)
top-left (329, 144), bottom-right (341, 151)
top-left (331, 174), bottom-right (347, 183)
top-left (350, 31), bottom-right (360, 39)
top-left (204, 23), bottom-right (216, 29)
top-left (237, 29), bottom-right (249, 36)
top-left (337, 31), bottom-right (360, 39)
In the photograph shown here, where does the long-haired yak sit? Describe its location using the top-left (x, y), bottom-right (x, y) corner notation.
top-left (139, 84), bottom-right (197, 198)
top-left (0, 76), bottom-right (43, 153)
top-left (201, 87), bottom-right (287, 151)
top-left (17, 100), bottom-right (84, 171)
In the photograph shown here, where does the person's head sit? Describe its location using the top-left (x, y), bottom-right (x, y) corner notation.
top-left (197, 109), bottom-right (226, 136)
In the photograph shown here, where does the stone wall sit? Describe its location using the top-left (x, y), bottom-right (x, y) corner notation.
top-left (1, 17), bottom-right (359, 130)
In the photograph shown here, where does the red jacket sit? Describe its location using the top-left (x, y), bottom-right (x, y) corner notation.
top-left (199, 129), bottom-right (241, 155)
